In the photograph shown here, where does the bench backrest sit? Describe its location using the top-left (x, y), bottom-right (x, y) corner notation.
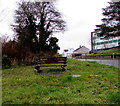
top-left (37, 57), bottom-right (67, 64)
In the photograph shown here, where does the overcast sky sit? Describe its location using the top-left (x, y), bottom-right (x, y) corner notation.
top-left (0, 0), bottom-right (113, 53)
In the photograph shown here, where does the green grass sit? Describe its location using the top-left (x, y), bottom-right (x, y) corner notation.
top-left (2, 59), bottom-right (120, 104)
top-left (83, 53), bottom-right (111, 56)
top-left (99, 48), bottom-right (120, 54)
top-left (84, 48), bottom-right (120, 56)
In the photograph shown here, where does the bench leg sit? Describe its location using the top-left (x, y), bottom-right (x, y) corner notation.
top-left (62, 66), bottom-right (67, 71)
top-left (64, 67), bottom-right (67, 71)
top-left (34, 66), bottom-right (41, 73)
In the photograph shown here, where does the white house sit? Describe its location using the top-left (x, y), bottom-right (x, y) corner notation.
top-left (62, 48), bottom-right (74, 58)
top-left (73, 46), bottom-right (89, 55)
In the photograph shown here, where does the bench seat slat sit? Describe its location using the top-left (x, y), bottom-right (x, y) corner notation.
top-left (39, 61), bottom-right (67, 64)
top-left (35, 57), bottom-right (67, 72)
top-left (37, 65), bottom-right (67, 67)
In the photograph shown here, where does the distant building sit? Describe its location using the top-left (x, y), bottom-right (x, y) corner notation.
top-left (91, 32), bottom-right (120, 52)
top-left (62, 48), bottom-right (74, 58)
top-left (62, 49), bottom-right (68, 57)
top-left (73, 46), bottom-right (89, 55)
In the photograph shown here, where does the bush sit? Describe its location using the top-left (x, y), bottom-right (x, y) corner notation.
top-left (107, 93), bottom-right (120, 104)
top-left (2, 55), bottom-right (11, 69)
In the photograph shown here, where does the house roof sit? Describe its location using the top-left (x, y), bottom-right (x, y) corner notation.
top-left (74, 46), bottom-right (89, 53)
top-left (64, 49), bottom-right (68, 52)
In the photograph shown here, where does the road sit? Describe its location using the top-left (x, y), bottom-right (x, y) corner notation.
top-left (79, 59), bottom-right (120, 69)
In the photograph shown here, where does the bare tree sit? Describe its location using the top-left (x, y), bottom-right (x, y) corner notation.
top-left (13, 1), bottom-right (66, 53)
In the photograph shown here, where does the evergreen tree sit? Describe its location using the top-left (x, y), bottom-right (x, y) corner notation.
top-left (95, 1), bottom-right (120, 38)
top-left (49, 37), bottom-right (60, 53)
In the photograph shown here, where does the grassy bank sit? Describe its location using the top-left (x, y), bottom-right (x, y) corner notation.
top-left (2, 59), bottom-right (120, 104)
top-left (99, 48), bottom-right (120, 54)
top-left (84, 48), bottom-right (120, 56)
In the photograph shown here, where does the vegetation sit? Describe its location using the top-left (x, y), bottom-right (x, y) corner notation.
top-left (2, 55), bottom-right (12, 69)
top-left (2, 1), bottom-right (66, 67)
top-left (95, 1), bottom-right (120, 38)
top-left (2, 59), bottom-right (119, 104)
top-left (12, 1), bottom-right (66, 53)
top-left (83, 48), bottom-right (120, 56)
top-left (99, 48), bottom-right (120, 54)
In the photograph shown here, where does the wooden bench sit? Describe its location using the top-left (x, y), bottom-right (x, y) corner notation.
top-left (34, 57), bottom-right (67, 73)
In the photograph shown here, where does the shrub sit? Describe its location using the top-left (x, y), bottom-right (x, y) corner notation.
top-left (107, 93), bottom-right (120, 104)
top-left (2, 55), bottom-right (11, 69)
